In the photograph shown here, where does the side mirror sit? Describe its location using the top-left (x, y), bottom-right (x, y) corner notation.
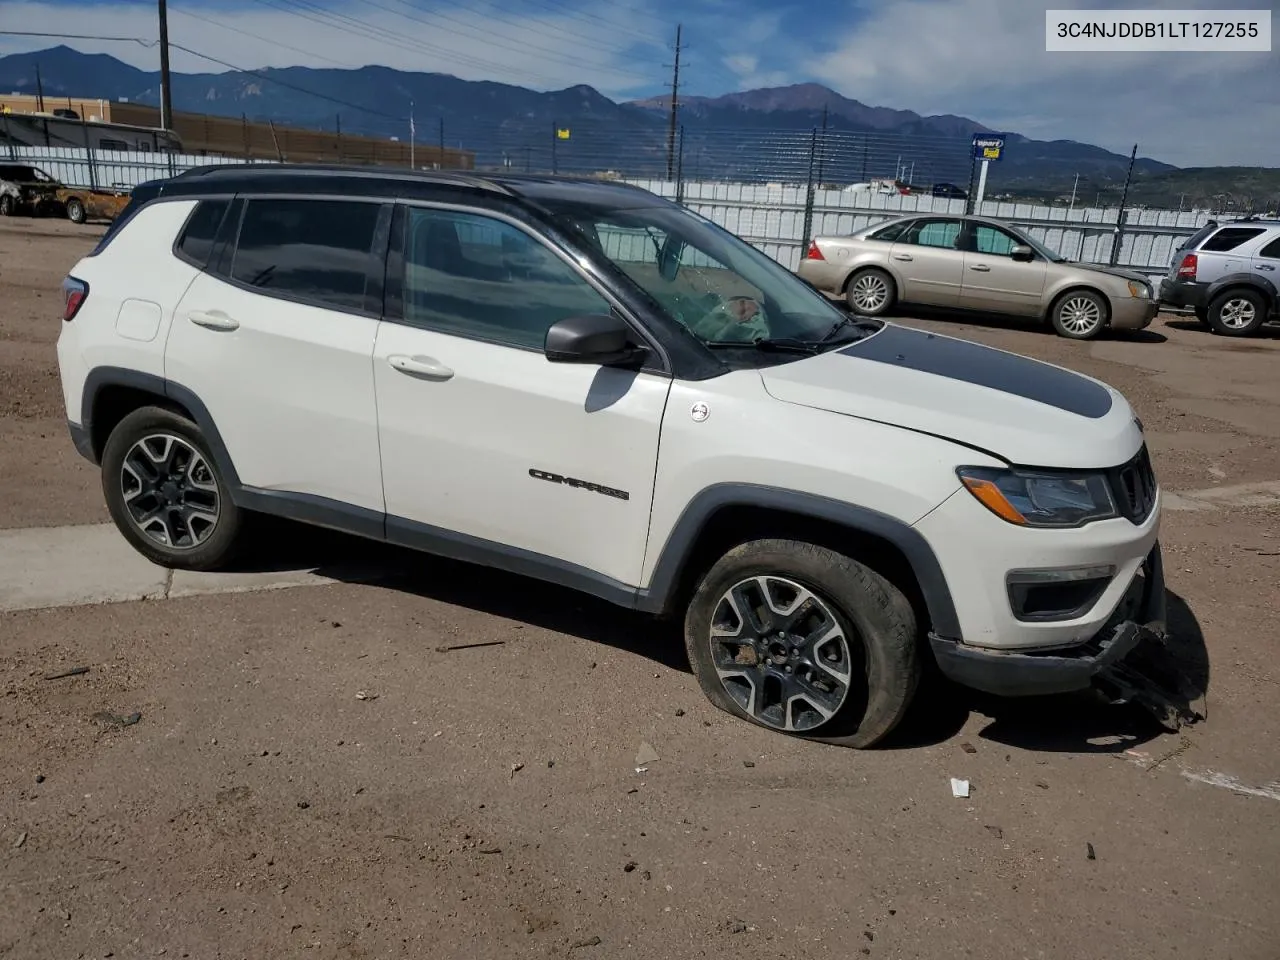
top-left (1010, 244), bottom-right (1035, 262)
top-left (657, 236), bottom-right (683, 281)
top-left (545, 313), bottom-right (643, 365)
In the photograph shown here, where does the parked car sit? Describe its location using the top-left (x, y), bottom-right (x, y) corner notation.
top-left (1158, 216), bottom-right (1280, 336)
top-left (56, 165), bottom-right (1167, 748)
top-left (0, 163), bottom-right (62, 217)
top-left (798, 214), bottom-right (1159, 340)
top-left (56, 185), bottom-right (132, 224)
top-left (931, 182), bottom-right (968, 199)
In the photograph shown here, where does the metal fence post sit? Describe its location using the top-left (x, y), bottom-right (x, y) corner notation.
top-left (799, 128), bottom-right (819, 258)
top-left (1110, 143), bottom-right (1138, 266)
top-left (80, 114), bottom-right (97, 191)
top-left (675, 125), bottom-right (685, 205)
top-left (2, 113), bottom-right (16, 159)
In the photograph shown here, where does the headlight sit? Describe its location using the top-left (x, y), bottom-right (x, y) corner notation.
top-left (1126, 279), bottom-right (1150, 299)
top-left (957, 466), bottom-right (1117, 527)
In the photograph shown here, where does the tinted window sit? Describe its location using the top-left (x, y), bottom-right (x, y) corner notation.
top-left (175, 200), bottom-right (229, 268)
top-left (401, 207), bottom-right (608, 349)
top-left (900, 219), bottom-right (961, 249)
top-left (1200, 227), bottom-right (1266, 252)
top-left (973, 224), bottom-right (1019, 255)
top-left (232, 199), bottom-right (380, 313)
top-left (1257, 236), bottom-right (1280, 260)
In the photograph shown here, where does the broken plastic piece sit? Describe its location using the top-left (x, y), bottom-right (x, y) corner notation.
top-left (950, 778), bottom-right (970, 798)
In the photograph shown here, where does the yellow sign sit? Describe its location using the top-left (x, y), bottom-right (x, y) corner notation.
top-left (982, 146), bottom-right (1000, 159)
top-left (556, 128), bottom-right (571, 140)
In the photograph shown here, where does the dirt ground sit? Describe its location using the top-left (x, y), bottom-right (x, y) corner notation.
top-left (1, 217), bottom-right (1278, 959)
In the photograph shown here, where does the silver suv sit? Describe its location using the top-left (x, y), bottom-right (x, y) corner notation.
top-left (1159, 217), bottom-right (1280, 336)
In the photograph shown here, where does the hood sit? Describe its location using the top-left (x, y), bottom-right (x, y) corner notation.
top-left (1066, 262), bottom-right (1151, 285)
top-left (759, 324), bottom-right (1143, 469)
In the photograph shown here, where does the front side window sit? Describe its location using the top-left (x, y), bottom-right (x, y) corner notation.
top-left (972, 224), bottom-right (1020, 256)
top-left (231, 198), bottom-right (381, 313)
top-left (400, 207), bottom-right (609, 349)
top-left (900, 219), bottom-right (962, 249)
top-left (539, 199), bottom-right (849, 349)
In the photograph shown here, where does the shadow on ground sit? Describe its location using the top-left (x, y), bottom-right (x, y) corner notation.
top-left (884, 306), bottom-right (1169, 343)
top-left (1164, 318), bottom-right (1280, 342)
top-left (226, 522), bottom-right (1209, 754)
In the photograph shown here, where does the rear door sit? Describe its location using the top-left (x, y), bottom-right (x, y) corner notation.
top-left (1249, 232), bottom-right (1280, 286)
top-left (959, 220), bottom-right (1048, 316)
top-left (166, 196), bottom-right (389, 514)
top-left (887, 217), bottom-right (964, 306)
top-left (1194, 225), bottom-right (1270, 283)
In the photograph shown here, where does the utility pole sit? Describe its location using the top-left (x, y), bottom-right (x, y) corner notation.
top-left (438, 117), bottom-right (444, 169)
top-left (158, 0), bottom-right (173, 131)
top-left (665, 23), bottom-right (682, 181)
top-left (408, 100), bottom-right (415, 169)
top-left (1110, 143), bottom-right (1138, 266)
top-left (816, 104), bottom-right (828, 186)
top-left (34, 62), bottom-right (46, 112)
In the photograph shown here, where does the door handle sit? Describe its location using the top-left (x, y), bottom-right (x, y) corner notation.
top-left (1255, 263), bottom-right (1275, 271)
top-left (968, 264), bottom-right (991, 272)
top-left (188, 309), bottom-right (239, 331)
top-left (892, 254), bottom-right (913, 262)
top-left (388, 354), bottom-right (454, 381)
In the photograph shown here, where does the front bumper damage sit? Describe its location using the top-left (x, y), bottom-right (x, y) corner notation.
top-left (930, 543), bottom-right (1200, 730)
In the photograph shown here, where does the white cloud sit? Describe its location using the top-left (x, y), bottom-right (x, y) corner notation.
top-left (809, 0), bottom-right (1280, 165)
top-left (0, 0), bottom-right (671, 97)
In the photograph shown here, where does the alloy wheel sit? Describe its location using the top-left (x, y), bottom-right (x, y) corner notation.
top-left (709, 575), bottom-right (855, 732)
top-left (1218, 297), bottom-right (1257, 330)
top-left (120, 433), bottom-right (220, 549)
top-left (1058, 295), bottom-right (1102, 336)
top-left (850, 273), bottom-right (890, 313)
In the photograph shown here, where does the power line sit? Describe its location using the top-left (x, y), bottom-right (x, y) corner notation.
top-left (170, 7), bottom-right (355, 68)
top-left (513, 0), bottom-right (670, 41)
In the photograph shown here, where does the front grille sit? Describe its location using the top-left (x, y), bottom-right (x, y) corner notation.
top-left (1109, 445), bottom-right (1158, 524)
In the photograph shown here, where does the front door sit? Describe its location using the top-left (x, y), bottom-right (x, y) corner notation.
top-left (888, 218), bottom-right (965, 306)
top-left (372, 204), bottom-right (671, 588)
top-left (167, 196), bottom-right (387, 513)
top-left (959, 221), bottom-right (1049, 316)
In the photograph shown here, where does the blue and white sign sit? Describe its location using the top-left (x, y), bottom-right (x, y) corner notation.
top-left (972, 134), bottom-right (1007, 162)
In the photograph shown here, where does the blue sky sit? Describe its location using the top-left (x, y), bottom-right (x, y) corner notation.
top-left (1, 0), bottom-right (1277, 165)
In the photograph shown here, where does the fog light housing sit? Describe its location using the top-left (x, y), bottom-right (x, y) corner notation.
top-left (1007, 565), bottom-right (1115, 622)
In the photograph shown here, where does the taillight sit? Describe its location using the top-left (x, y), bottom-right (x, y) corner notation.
top-left (805, 240), bottom-right (825, 260)
top-left (1176, 253), bottom-right (1197, 280)
top-left (62, 276), bottom-right (88, 322)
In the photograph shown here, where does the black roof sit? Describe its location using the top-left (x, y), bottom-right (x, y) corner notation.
top-left (164, 164), bottom-right (666, 207)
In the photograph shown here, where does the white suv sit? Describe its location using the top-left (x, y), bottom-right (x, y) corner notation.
top-left (56, 165), bottom-right (1166, 747)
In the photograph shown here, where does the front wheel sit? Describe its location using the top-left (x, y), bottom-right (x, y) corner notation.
top-left (1050, 289), bottom-right (1108, 340)
top-left (1207, 288), bottom-right (1267, 337)
top-left (845, 268), bottom-right (897, 316)
top-left (100, 406), bottom-right (246, 571)
top-left (684, 539), bottom-right (920, 748)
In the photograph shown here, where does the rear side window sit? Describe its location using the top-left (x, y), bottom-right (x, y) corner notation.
top-left (868, 221), bottom-right (907, 242)
top-left (231, 198), bottom-right (381, 313)
top-left (1199, 227), bottom-right (1266, 252)
top-left (1257, 235), bottom-right (1280, 259)
top-left (175, 199), bottom-right (230, 268)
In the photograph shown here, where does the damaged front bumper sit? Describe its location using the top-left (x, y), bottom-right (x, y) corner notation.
top-left (929, 544), bottom-right (1186, 711)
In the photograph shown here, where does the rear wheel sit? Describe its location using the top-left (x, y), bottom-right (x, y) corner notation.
top-left (0, 195), bottom-right (14, 217)
top-left (65, 197), bottom-right (86, 224)
top-left (100, 406), bottom-right (246, 571)
top-left (684, 539), bottom-right (920, 748)
top-left (1207, 288), bottom-right (1267, 337)
top-left (845, 268), bottom-right (897, 316)
top-left (1050, 289), bottom-right (1108, 340)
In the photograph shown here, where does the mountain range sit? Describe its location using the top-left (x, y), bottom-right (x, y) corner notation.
top-left (0, 45), bottom-right (1209, 199)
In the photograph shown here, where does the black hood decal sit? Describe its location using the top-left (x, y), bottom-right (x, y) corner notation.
top-left (839, 325), bottom-right (1113, 419)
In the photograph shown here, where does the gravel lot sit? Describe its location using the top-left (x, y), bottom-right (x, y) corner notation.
top-left (2, 217), bottom-right (1278, 959)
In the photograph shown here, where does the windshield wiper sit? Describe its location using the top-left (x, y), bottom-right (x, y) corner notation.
top-left (818, 315), bottom-right (883, 343)
top-left (703, 337), bottom-right (819, 355)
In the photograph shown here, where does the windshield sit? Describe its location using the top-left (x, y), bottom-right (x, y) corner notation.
top-left (539, 199), bottom-right (853, 346)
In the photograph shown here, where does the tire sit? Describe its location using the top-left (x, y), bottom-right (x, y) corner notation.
top-left (1207, 288), bottom-right (1267, 337)
top-left (100, 406), bottom-right (246, 571)
top-left (0, 195), bottom-right (14, 217)
top-left (66, 198), bottom-right (86, 224)
top-left (1050, 289), bottom-right (1108, 340)
top-left (845, 268), bottom-right (897, 316)
top-left (683, 539), bottom-right (920, 749)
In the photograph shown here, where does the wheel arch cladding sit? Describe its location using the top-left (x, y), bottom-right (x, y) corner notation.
top-left (1208, 273), bottom-right (1277, 307)
top-left (641, 483), bottom-right (961, 640)
top-left (82, 367), bottom-right (241, 487)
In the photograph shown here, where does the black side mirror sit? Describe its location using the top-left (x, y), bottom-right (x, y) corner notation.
top-left (1010, 243), bottom-right (1035, 262)
top-left (545, 314), bottom-right (643, 365)
top-left (657, 236), bottom-right (683, 281)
